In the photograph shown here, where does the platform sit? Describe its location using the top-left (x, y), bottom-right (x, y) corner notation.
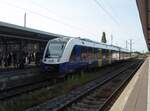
top-left (110, 57), bottom-right (150, 111)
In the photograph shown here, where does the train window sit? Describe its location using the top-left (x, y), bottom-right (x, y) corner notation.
top-left (45, 42), bottom-right (66, 58)
top-left (81, 46), bottom-right (86, 61)
top-left (76, 46), bottom-right (98, 62)
top-left (45, 38), bottom-right (70, 58)
top-left (94, 48), bottom-right (97, 60)
top-left (112, 50), bottom-right (119, 61)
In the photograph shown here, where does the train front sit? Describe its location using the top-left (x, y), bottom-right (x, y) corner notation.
top-left (41, 37), bottom-right (69, 73)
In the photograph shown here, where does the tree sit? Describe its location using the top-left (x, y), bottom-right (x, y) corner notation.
top-left (101, 32), bottom-right (107, 43)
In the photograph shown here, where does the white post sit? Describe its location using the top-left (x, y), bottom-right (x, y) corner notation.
top-left (24, 12), bottom-right (27, 27)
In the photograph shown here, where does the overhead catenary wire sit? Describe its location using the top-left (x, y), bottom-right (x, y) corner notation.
top-left (93, 0), bottom-right (131, 47)
top-left (94, 0), bottom-right (133, 38)
top-left (29, 0), bottom-right (97, 37)
top-left (99, 0), bottom-right (120, 23)
top-left (93, 0), bottom-right (119, 25)
top-left (0, 0), bottom-right (97, 37)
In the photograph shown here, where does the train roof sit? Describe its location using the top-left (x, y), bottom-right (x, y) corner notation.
top-left (78, 37), bottom-right (129, 52)
top-left (50, 37), bottom-right (129, 52)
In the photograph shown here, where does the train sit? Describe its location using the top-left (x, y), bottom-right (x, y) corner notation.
top-left (42, 37), bottom-right (131, 76)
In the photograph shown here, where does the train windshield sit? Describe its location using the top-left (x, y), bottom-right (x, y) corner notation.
top-left (45, 38), bottom-right (69, 58)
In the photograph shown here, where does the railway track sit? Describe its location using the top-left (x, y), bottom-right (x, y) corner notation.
top-left (25, 59), bottom-right (143, 111)
top-left (0, 67), bottom-right (57, 100)
top-left (55, 60), bottom-right (143, 111)
top-left (0, 60), bottom-right (136, 100)
top-left (0, 66), bottom-right (38, 73)
top-left (0, 67), bottom-right (40, 90)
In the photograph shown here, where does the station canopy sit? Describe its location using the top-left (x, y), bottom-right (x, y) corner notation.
top-left (136, 0), bottom-right (150, 51)
top-left (0, 21), bottom-right (66, 41)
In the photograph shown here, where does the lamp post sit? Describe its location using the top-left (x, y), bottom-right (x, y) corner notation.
top-left (111, 35), bottom-right (113, 45)
top-left (126, 40), bottom-right (128, 49)
top-left (24, 12), bottom-right (27, 27)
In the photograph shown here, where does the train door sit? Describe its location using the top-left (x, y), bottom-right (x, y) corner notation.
top-left (67, 45), bottom-right (81, 72)
top-left (109, 50), bottom-right (112, 64)
top-left (105, 50), bottom-right (109, 64)
top-left (119, 49), bottom-right (121, 60)
top-left (102, 49), bottom-right (107, 65)
top-left (98, 49), bottom-right (102, 67)
top-left (75, 45), bottom-right (81, 62)
top-left (111, 50), bottom-right (115, 63)
top-left (69, 45), bottom-right (82, 63)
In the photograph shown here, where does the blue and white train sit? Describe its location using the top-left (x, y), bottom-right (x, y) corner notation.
top-left (42, 37), bottom-right (130, 76)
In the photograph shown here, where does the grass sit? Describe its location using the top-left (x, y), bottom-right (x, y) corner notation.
top-left (0, 70), bottom-right (101, 111)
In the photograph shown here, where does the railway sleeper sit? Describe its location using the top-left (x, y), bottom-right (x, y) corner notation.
top-left (86, 92), bottom-right (108, 100)
top-left (76, 102), bottom-right (100, 109)
top-left (70, 104), bottom-right (96, 111)
top-left (81, 98), bottom-right (103, 105)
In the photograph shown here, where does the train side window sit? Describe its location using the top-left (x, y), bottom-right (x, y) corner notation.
top-left (81, 46), bottom-right (88, 61)
top-left (86, 47), bottom-right (90, 61)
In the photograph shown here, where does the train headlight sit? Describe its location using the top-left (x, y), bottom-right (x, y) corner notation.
top-left (48, 59), bottom-right (54, 62)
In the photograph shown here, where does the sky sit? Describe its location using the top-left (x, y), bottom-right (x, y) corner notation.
top-left (0, 0), bottom-right (148, 52)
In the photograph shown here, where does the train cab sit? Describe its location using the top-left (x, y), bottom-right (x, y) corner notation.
top-left (42, 37), bottom-right (70, 72)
